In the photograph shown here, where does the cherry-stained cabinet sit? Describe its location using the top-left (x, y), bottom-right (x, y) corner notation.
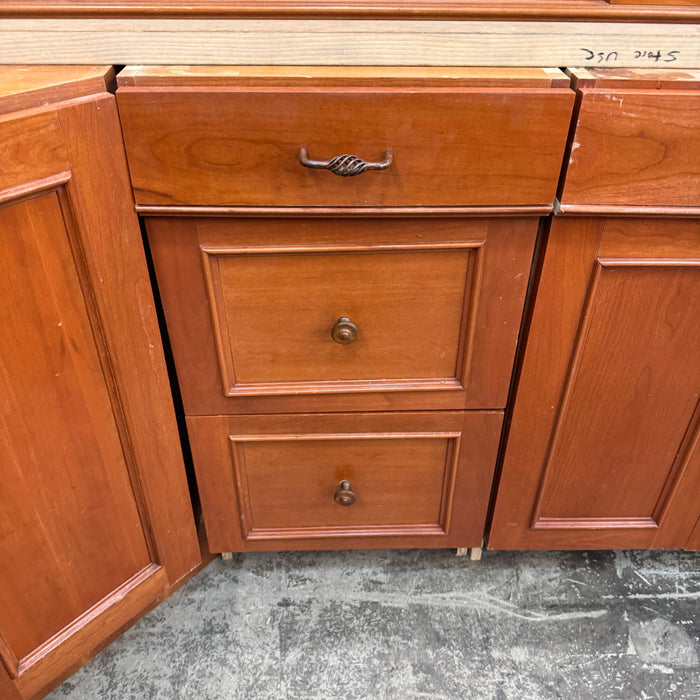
top-left (0, 67), bottom-right (200, 698)
top-left (489, 68), bottom-right (700, 550)
top-left (116, 66), bottom-right (575, 554)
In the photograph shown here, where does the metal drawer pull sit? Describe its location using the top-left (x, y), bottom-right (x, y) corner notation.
top-left (331, 317), bottom-right (358, 345)
top-left (299, 147), bottom-right (393, 177)
top-left (334, 480), bottom-right (356, 506)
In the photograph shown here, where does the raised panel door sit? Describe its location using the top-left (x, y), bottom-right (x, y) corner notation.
top-left (0, 69), bottom-right (200, 698)
top-left (489, 217), bottom-right (700, 549)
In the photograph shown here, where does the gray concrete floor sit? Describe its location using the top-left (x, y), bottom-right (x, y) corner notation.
top-left (50, 549), bottom-right (699, 699)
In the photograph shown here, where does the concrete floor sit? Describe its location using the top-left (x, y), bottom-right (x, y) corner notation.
top-left (50, 549), bottom-right (699, 699)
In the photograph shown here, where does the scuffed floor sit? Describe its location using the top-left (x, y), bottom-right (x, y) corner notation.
top-left (50, 549), bottom-right (699, 699)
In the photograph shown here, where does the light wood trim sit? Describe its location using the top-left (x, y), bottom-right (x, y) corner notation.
top-left (0, 66), bottom-right (114, 115)
top-left (1, 19), bottom-right (699, 67)
top-left (118, 65), bottom-right (566, 87)
top-left (567, 65), bottom-right (700, 89)
top-left (2, 0), bottom-right (700, 23)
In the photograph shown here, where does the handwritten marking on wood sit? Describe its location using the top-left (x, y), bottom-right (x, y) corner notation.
top-left (580, 48), bottom-right (682, 64)
top-left (0, 20), bottom-right (698, 67)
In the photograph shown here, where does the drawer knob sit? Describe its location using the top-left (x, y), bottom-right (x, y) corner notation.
top-left (334, 480), bottom-right (356, 506)
top-left (299, 147), bottom-right (393, 177)
top-left (331, 317), bottom-right (358, 345)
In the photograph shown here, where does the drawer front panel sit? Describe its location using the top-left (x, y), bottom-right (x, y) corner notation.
top-left (560, 89), bottom-right (700, 208)
top-left (188, 411), bottom-right (503, 551)
top-left (146, 216), bottom-right (537, 414)
top-left (204, 245), bottom-right (474, 390)
top-left (118, 87), bottom-right (574, 207)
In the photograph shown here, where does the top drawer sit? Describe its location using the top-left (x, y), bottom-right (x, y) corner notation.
top-left (560, 67), bottom-right (700, 210)
top-left (116, 67), bottom-right (574, 208)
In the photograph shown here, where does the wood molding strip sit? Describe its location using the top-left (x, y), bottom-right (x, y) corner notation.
top-left (16, 564), bottom-right (163, 676)
top-left (0, 634), bottom-right (19, 680)
top-left (224, 376), bottom-right (465, 397)
top-left (0, 171), bottom-right (71, 207)
top-left (228, 431), bottom-right (463, 441)
top-left (1, 19), bottom-right (699, 67)
top-left (200, 241), bottom-right (486, 254)
top-left (246, 524), bottom-right (446, 540)
top-left (555, 201), bottom-right (700, 218)
top-left (653, 398), bottom-right (700, 526)
top-left (533, 517), bottom-right (658, 530)
top-left (529, 260), bottom-right (603, 529)
top-left (16, 565), bottom-right (167, 697)
top-left (2, 1), bottom-right (700, 23)
top-left (137, 205), bottom-right (554, 217)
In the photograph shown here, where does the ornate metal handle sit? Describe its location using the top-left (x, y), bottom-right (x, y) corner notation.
top-left (299, 147), bottom-right (393, 177)
top-left (331, 317), bottom-right (358, 345)
top-left (334, 480), bottom-right (356, 506)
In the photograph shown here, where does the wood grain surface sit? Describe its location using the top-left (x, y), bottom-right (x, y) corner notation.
top-left (0, 71), bottom-right (199, 698)
top-left (0, 65), bottom-right (114, 115)
top-left (560, 89), bottom-right (700, 208)
top-left (145, 216), bottom-right (537, 414)
top-left (117, 65), bottom-right (568, 88)
top-left (1, 19), bottom-right (699, 67)
top-left (117, 85), bottom-right (573, 207)
top-left (568, 65), bottom-right (700, 90)
top-left (2, 0), bottom-right (700, 22)
top-left (686, 517), bottom-right (700, 550)
top-left (489, 217), bottom-right (700, 550)
top-left (188, 411), bottom-right (503, 552)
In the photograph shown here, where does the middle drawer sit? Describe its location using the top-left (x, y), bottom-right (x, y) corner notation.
top-left (146, 216), bottom-right (536, 414)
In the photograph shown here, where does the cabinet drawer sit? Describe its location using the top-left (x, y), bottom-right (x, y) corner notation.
top-left (146, 216), bottom-right (536, 414)
top-left (188, 411), bottom-right (502, 552)
top-left (117, 71), bottom-right (573, 208)
top-left (560, 68), bottom-right (700, 210)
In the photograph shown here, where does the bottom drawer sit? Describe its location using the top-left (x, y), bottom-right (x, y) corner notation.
top-left (188, 411), bottom-right (503, 552)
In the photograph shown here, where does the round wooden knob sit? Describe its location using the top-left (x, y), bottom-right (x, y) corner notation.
top-left (334, 480), bottom-right (356, 506)
top-left (331, 317), bottom-right (358, 345)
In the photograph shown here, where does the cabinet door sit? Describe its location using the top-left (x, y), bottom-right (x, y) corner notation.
top-left (0, 83), bottom-right (199, 697)
top-left (489, 217), bottom-right (700, 549)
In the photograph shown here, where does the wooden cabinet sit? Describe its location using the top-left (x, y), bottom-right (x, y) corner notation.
top-left (0, 67), bottom-right (200, 698)
top-left (489, 68), bottom-right (700, 550)
top-left (116, 66), bottom-right (574, 553)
